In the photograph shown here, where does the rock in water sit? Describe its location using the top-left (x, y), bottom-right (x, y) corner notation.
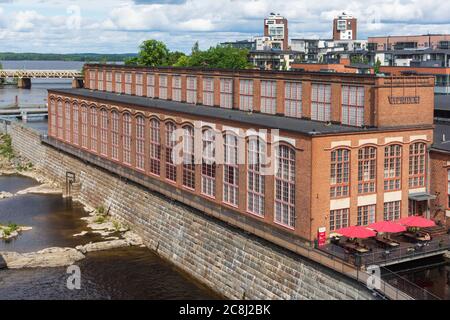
top-left (76, 239), bottom-right (130, 254)
top-left (0, 254), bottom-right (6, 269)
top-left (0, 248), bottom-right (85, 269)
top-left (124, 231), bottom-right (144, 246)
top-left (0, 191), bottom-right (13, 200)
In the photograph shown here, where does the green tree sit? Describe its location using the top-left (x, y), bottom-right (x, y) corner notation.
top-left (167, 51), bottom-right (186, 66)
top-left (374, 57), bottom-right (382, 74)
top-left (125, 40), bottom-right (170, 67)
top-left (350, 55), bottom-right (369, 65)
top-left (191, 41), bottom-right (200, 54)
top-left (173, 55), bottom-right (191, 67)
top-left (184, 45), bottom-right (251, 69)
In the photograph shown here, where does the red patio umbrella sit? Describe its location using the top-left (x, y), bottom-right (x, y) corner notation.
top-left (368, 221), bottom-right (406, 233)
top-left (335, 226), bottom-right (377, 239)
top-left (396, 216), bottom-right (436, 228)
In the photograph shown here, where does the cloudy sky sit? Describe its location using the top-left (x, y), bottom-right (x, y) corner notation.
top-left (0, 0), bottom-right (449, 54)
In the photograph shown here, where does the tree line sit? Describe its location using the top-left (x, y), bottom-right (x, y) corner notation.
top-left (125, 40), bottom-right (252, 70)
top-left (0, 52), bottom-right (136, 62)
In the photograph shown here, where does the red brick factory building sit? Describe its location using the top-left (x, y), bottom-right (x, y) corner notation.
top-left (46, 64), bottom-right (447, 249)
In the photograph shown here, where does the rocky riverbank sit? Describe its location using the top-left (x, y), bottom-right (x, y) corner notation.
top-left (1, 134), bottom-right (144, 269)
top-left (0, 213), bottom-right (144, 269)
top-left (1, 232), bottom-right (144, 269)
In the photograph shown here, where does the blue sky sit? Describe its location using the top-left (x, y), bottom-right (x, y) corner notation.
top-left (0, 0), bottom-right (449, 54)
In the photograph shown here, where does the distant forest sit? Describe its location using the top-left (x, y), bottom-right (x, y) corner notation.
top-left (0, 52), bottom-right (137, 62)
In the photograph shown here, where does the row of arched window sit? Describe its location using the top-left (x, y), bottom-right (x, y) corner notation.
top-left (49, 99), bottom-right (298, 229)
top-left (330, 143), bottom-right (427, 198)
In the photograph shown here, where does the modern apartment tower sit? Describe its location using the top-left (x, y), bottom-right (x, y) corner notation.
top-left (264, 13), bottom-right (289, 50)
top-left (333, 12), bottom-right (357, 41)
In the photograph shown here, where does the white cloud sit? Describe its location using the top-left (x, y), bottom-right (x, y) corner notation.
top-left (0, 0), bottom-right (450, 53)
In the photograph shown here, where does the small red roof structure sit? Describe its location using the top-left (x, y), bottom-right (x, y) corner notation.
top-left (335, 226), bottom-right (377, 239)
top-left (368, 221), bottom-right (406, 233)
top-left (396, 216), bottom-right (436, 228)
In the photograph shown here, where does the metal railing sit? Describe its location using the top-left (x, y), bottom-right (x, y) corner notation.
top-left (359, 236), bottom-right (450, 266)
top-left (321, 236), bottom-right (450, 267)
top-left (318, 237), bottom-right (449, 300)
top-left (380, 266), bottom-right (441, 300)
top-left (0, 69), bottom-right (82, 79)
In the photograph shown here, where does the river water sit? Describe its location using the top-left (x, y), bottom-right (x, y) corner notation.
top-left (0, 174), bottom-right (218, 300)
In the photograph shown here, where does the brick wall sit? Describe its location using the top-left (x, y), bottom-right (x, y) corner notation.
top-left (430, 150), bottom-right (450, 227)
top-left (7, 122), bottom-right (374, 300)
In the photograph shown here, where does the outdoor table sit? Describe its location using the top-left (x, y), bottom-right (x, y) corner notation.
top-left (403, 232), bottom-right (429, 243)
top-left (376, 237), bottom-right (400, 248)
top-left (355, 247), bottom-right (369, 253)
top-left (343, 243), bottom-right (369, 254)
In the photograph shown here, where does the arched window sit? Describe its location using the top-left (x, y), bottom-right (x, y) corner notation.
top-left (72, 103), bottom-right (79, 145)
top-left (165, 122), bottom-right (177, 182)
top-left (100, 109), bottom-right (108, 156)
top-left (64, 101), bottom-right (71, 142)
top-left (111, 110), bottom-right (120, 160)
top-left (81, 105), bottom-right (88, 149)
top-left (49, 99), bottom-right (56, 136)
top-left (201, 129), bottom-right (216, 197)
top-left (136, 115), bottom-right (145, 171)
top-left (384, 144), bottom-right (402, 191)
top-left (275, 144), bottom-right (296, 228)
top-left (358, 146), bottom-right (376, 194)
top-left (90, 107), bottom-right (98, 152)
top-left (330, 149), bottom-right (350, 198)
top-left (247, 137), bottom-right (265, 216)
top-left (182, 125), bottom-right (195, 189)
top-left (57, 100), bottom-right (63, 139)
top-left (149, 118), bottom-right (161, 176)
top-left (122, 113), bottom-right (132, 165)
top-left (223, 133), bottom-right (239, 207)
top-left (409, 142), bottom-right (426, 188)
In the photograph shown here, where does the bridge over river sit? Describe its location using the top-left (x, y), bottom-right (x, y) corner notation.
top-left (0, 69), bottom-right (83, 88)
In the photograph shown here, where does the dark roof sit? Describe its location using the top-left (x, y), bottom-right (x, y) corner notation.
top-left (346, 63), bottom-right (373, 69)
top-left (435, 95), bottom-right (450, 111)
top-left (249, 50), bottom-right (303, 54)
top-left (432, 121), bottom-right (450, 153)
top-left (376, 48), bottom-right (450, 55)
top-left (85, 63), bottom-right (382, 80)
top-left (47, 88), bottom-right (424, 137)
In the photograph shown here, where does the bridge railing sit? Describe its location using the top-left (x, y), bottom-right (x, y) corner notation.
top-left (0, 70), bottom-right (83, 78)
